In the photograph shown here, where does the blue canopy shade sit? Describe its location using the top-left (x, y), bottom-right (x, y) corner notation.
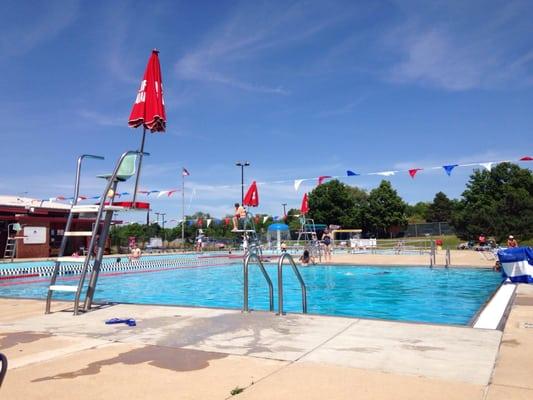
top-left (267, 223), bottom-right (289, 232)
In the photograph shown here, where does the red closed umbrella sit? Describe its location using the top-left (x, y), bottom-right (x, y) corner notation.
top-left (300, 193), bottom-right (309, 215)
top-left (129, 49), bottom-right (166, 132)
top-left (243, 181), bottom-right (259, 207)
top-left (128, 49), bottom-right (166, 204)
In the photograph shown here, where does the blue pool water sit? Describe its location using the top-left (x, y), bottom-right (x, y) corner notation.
top-left (0, 263), bottom-right (502, 325)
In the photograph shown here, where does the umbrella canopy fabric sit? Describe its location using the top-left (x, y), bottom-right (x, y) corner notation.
top-left (128, 50), bottom-right (166, 132)
top-left (243, 181), bottom-right (259, 207)
top-left (300, 193), bottom-right (309, 215)
top-left (267, 223), bottom-right (289, 232)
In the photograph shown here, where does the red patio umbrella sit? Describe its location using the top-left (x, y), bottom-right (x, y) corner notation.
top-left (243, 181), bottom-right (259, 207)
top-left (128, 49), bottom-right (166, 203)
top-left (300, 193), bottom-right (309, 215)
top-left (129, 49), bottom-right (166, 132)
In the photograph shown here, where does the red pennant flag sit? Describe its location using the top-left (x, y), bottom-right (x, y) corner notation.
top-left (520, 156), bottom-right (533, 161)
top-left (224, 217), bottom-right (230, 226)
top-left (300, 193), bottom-right (309, 215)
top-left (128, 50), bottom-right (166, 132)
top-left (197, 218), bottom-right (203, 227)
top-left (408, 168), bottom-right (422, 178)
top-left (243, 181), bottom-right (259, 207)
top-left (254, 216), bottom-right (260, 224)
top-left (318, 176), bottom-right (331, 185)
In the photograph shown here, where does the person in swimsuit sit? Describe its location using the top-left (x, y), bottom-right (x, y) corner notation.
top-left (299, 249), bottom-right (315, 266)
top-left (322, 229), bottom-right (332, 262)
top-left (507, 235), bottom-right (518, 248)
top-left (232, 203), bottom-right (247, 231)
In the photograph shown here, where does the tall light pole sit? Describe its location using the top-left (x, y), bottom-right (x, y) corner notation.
top-left (282, 203), bottom-right (287, 217)
top-left (161, 213), bottom-right (166, 249)
top-left (235, 161), bottom-right (250, 203)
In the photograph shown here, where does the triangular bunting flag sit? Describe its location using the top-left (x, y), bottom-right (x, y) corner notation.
top-left (520, 156), bottom-right (533, 161)
top-left (318, 176), bottom-right (331, 185)
top-left (442, 164), bottom-right (458, 176)
top-left (408, 168), bottom-right (422, 178)
top-left (480, 162), bottom-right (493, 171)
top-left (294, 179), bottom-right (304, 191)
top-left (346, 170), bottom-right (360, 176)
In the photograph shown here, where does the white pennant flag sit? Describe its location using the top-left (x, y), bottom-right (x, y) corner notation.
top-left (480, 162), bottom-right (493, 171)
top-left (372, 171), bottom-right (396, 176)
top-left (294, 179), bottom-right (304, 191)
top-left (263, 216), bottom-right (269, 224)
top-left (157, 190), bottom-right (169, 198)
top-left (207, 219), bottom-right (212, 228)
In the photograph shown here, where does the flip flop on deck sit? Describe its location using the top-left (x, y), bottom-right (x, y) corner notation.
top-left (105, 318), bottom-right (137, 327)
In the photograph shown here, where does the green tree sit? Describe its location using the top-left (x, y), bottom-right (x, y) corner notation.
top-left (363, 180), bottom-right (407, 238)
top-left (405, 201), bottom-right (429, 223)
top-left (452, 163), bottom-right (533, 242)
top-left (307, 180), bottom-right (367, 228)
top-left (426, 192), bottom-right (454, 222)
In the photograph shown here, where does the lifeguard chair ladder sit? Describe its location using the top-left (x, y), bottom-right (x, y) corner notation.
top-left (297, 216), bottom-right (322, 261)
top-left (45, 150), bottom-right (149, 315)
top-left (233, 211), bottom-right (261, 256)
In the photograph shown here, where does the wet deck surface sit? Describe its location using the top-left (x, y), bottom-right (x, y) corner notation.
top-left (1, 285), bottom-right (532, 399)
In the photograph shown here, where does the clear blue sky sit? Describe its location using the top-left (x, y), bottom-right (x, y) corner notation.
top-left (1, 0), bottom-right (532, 224)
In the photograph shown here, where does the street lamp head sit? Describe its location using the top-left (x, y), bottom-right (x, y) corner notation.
top-left (236, 161), bottom-right (250, 167)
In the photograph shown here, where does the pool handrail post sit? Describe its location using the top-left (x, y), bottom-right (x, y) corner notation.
top-left (277, 253), bottom-right (307, 315)
top-left (445, 247), bottom-right (450, 268)
top-left (242, 252), bottom-right (274, 313)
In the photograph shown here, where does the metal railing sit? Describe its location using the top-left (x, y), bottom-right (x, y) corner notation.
top-left (45, 154), bottom-right (104, 314)
top-left (277, 253), bottom-right (307, 315)
top-left (445, 248), bottom-right (451, 268)
top-left (243, 253), bottom-right (274, 312)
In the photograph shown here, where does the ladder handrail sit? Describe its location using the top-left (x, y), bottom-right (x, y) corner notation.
top-left (45, 154), bottom-right (104, 314)
top-left (243, 252), bottom-right (274, 312)
top-left (75, 150), bottom-right (148, 314)
top-left (277, 253), bottom-right (307, 315)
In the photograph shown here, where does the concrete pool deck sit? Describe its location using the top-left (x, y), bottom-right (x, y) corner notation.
top-left (1, 284), bottom-right (532, 399)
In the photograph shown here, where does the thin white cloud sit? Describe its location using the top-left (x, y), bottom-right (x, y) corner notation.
top-left (384, 2), bottom-right (533, 91)
top-left (77, 109), bottom-right (126, 127)
top-left (174, 1), bottom-right (349, 95)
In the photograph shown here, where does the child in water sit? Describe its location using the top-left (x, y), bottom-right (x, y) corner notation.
top-left (299, 249), bottom-right (315, 266)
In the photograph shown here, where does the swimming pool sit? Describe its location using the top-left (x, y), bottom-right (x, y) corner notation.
top-left (0, 261), bottom-right (501, 325)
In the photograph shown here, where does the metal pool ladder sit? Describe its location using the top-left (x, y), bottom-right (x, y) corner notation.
top-left (243, 253), bottom-right (274, 312)
top-left (277, 253), bottom-right (307, 315)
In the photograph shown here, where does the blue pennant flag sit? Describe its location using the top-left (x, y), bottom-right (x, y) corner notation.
top-left (442, 164), bottom-right (458, 176)
top-left (346, 170), bottom-right (360, 176)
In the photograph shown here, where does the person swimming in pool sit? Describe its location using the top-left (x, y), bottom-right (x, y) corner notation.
top-left (299, 249), bottom-right (315, 266)
top-left (130, 246), bottom-right (141, 260)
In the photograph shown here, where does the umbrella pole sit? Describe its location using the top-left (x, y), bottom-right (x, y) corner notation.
top-left (132, 127), bottom-right (146, 206)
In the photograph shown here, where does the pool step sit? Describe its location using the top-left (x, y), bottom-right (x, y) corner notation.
top-left (64, 231), bottom-right (93, 237)
top-left (49, 285), bottom-right (78, 292)
top-left (57, 256), bottom-right (87, 263)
